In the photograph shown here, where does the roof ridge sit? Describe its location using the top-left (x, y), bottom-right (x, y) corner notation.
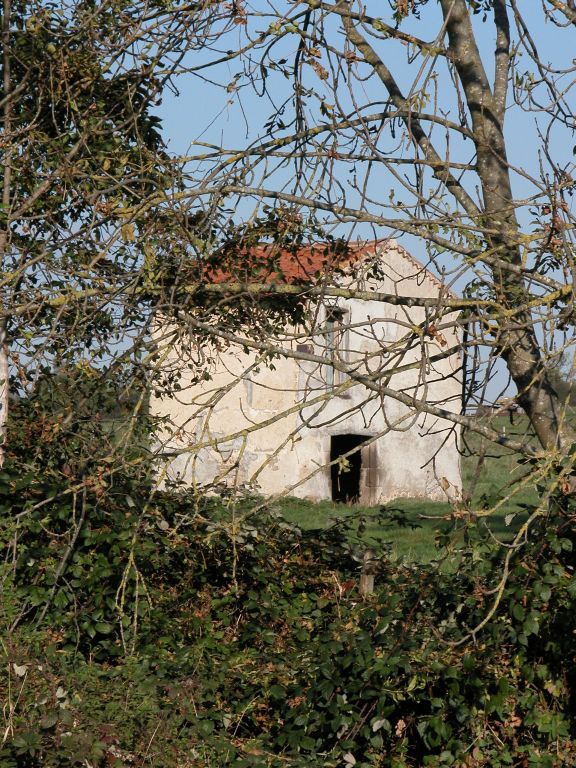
top-left (206, 238), bottom-right (456, 298)
top-left (335, 238), bottom-right (456, 298)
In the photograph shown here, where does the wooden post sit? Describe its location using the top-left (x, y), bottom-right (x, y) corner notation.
top-left (359, 548), bottom-right (377, 596)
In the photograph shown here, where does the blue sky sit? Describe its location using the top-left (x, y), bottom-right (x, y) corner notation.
top-left (153, 2), bottom-right (576, 400)
top-left (156, 2), bottom-right (574, 238)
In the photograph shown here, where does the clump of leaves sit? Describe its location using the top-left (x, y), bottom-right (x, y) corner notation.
top-left (2, 414), bottom-right (576, 766)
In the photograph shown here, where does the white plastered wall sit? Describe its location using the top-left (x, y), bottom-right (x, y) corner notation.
top-left (150, 242), bottom-right (462, 503)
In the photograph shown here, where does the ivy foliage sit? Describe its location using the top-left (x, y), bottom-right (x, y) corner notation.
top-left (2, 399), bottom-right (576, 767)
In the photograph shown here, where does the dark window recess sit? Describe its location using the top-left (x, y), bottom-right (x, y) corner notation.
top-left (326, 306), bottom-right (345, 323)
top-left (296, 343), bottom-right (314, 355)
top-left (330, 434), bottom-right (365, 503)
top-left (324, 306), bottom-right (347, 389)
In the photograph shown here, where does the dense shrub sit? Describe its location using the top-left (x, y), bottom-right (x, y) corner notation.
top-left (1, 390), bottom-right (575, 765)
top-left (2, 447), bottom-right (576, 766)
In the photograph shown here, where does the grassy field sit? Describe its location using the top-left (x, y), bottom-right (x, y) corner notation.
top-left (279, 414), bottom-right (541, 562)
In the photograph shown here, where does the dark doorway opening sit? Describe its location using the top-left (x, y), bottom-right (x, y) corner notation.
top-left (330, 434), bottom-right (365, 503)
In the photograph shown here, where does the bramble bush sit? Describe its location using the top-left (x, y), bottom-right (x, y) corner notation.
top-left (2, 477), bottom-right (576, 765)
top-left (1, 393), bottom-right (576, 766)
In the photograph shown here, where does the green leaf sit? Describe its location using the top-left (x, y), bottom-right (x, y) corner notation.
top-left (40, 713), bottom-right (58, 729)
top-left (94, 622), bottom-right (114, 634)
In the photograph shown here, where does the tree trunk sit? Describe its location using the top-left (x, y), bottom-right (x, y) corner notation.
top-left (0, 322), bottom-right (7, 466)
top-left (0, 0), bottom-right (10, 467)
top-left (439, 0), bottom-right (572, 450)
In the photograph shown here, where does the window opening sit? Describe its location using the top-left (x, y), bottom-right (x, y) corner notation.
top-left (325, 306), bottom-right (347, 389)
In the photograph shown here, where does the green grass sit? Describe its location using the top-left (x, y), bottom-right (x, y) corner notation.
top-left (461, 412), bottom-right (539, 511)
top-left (277, 496), bottom-right (452, 562)
top-left (278, 414), bottom-right (542, 562)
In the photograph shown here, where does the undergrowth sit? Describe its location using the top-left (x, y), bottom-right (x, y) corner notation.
top-left (1, 386), bottom-right (576, 766)
top-left (1, 456), bottom-right (576, 767)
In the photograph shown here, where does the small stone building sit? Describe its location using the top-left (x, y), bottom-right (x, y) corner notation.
top-left (151, 240), bottom-right (462, 504)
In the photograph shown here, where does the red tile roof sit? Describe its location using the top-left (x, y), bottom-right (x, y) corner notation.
top-left (203, 241), bottom-right (376, 285)
top-left (198, 239), bottom-right (453, 296)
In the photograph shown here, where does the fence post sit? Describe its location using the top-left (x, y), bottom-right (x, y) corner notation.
top-left (360, 548), bottom-right (377, 596)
